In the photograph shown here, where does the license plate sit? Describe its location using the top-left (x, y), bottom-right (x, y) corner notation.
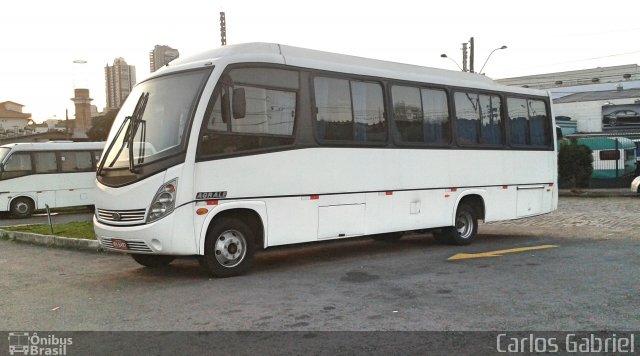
top-left (111, 239), bottom-right (129, 250)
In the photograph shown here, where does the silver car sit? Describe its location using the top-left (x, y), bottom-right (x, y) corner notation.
top-left (632, 176), bottom-right (640, 194)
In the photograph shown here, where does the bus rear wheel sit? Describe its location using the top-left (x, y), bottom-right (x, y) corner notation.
top-left (131, 254), bottom-right (175, 267)
top-left (199, 217), bottom-right (255, 278)
top-left (10, 197), bottom-right (34, 219)
top-left (433, 203), bottom-right (477, 246)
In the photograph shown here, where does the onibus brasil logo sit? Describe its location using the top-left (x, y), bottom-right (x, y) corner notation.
top-left (8, 332), bottom-right (72, 355)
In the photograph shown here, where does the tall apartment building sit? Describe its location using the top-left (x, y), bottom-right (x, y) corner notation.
top-left (105, 57), bottom-right (137, 111)
top-left (149, 45), bottom-right (179, 73)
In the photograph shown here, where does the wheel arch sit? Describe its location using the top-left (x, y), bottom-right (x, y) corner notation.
top-left (8, 195), bottom-right (36, 213)
top-left (452, 190), bottom-right (486, 225)
top-left (197, 201), bottom-right (267, 255)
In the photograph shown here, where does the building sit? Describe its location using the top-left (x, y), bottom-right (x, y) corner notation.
top-left (149, 45), bottom-right (179, 73)
top-left (496, 64), bottom-right (640, 91)
top-left (71, 88), bottom-right (93, 138)
top-left (497, 64), bottom-right (640, 133)
top-left (0, 101), bottom-right (33, 134)
top-left (105, 57), bottom-right (136, 111)
top-left (553, 88), bottom-right (640, 133)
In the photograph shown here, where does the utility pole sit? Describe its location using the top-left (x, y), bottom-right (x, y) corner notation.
top-left (220, 12), bottom-right (227, 46)
top-left (462, 43), bottom-right (468, 72)
top-left (469, 37), bottom-right (475, 73)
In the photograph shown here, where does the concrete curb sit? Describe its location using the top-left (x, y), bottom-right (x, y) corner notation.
top-left (0, 228), bottom-right (103, 252)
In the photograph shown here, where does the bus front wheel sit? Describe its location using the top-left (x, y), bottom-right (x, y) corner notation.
top-left (433, 203), bottom-right (478, 245)
top-left (131, 254), bottom-right (175, 267)
top-left (10, 197), bottom-right (34, 219)
top-left (199, 217), bottom-right (256, 278)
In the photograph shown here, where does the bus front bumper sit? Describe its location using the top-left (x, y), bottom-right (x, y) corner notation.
top-left (93, 204), bottom-right (198, 255)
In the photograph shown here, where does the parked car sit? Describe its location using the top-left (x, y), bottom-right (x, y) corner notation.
top-left (631, 176), bottom-right (640, 194)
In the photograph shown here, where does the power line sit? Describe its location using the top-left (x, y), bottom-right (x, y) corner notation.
top-left (528, 50), bottom-right (640, 69)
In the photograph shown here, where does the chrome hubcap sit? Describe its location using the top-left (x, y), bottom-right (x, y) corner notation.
top-left (214, 230), bottom-right (247, 268)
top-left (15, 202), bottom-right (28, 214)
top-left (456, 211), bottom-right (474, 239)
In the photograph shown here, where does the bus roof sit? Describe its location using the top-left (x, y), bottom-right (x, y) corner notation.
top-left (0, 141), bottom-right (105, 152)
top-left (154, 42), bottom-right (547, 98)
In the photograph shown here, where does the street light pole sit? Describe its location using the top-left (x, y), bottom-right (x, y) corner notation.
top-left (479, 45), bottom-right (507, 75)
top-left (440, 54), bottom-right (463, 71)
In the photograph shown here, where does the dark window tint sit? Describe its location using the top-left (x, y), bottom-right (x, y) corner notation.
top-left (198, 67), bottom-right (298, 157)
top-left (528, 100), bottom-right (549, 146)
top-left (60, 151), bottom-right (93, 172)
top-left (392, 86), bottom-right (423, 142)
top-left (507, 98), bottom-right (529, 145)
top-left (421, 88), bottom-right (450, 144)
top-left (455, 92), bottom-right (480, 144)
top-left (315, 77), bottom-right (354, 141)
top-left (351, 81), bottom-right (386, 142)
top-left (507, 97), bottom-right (551, 146)
top-left (314, 77), bottom-right (386, 143)
top-left (33, 152), bottom-right (57, 173)
top-left (479, 94), bottom-right (503, 145)
top-left (1, 153), bottom-right (32, 180)
top-left (392, 86), bottom-right (450, 145)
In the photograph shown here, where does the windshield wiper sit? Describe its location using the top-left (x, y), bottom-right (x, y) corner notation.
top-left (127, 92), bottom-right (149, 173)
top-left (96, 115), bottom-right (130, 176)
top-left (96, 92), bottom-right (148, 176)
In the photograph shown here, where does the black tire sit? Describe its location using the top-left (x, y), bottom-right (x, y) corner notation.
top-left (435, 203), bottom-right (478, 246)
top-left (199, 217), bottom-right (256, 278)
top-left (131, 254), bottom-right (175, 267)
top-left (370, 232), bottom-right (403, 242)
top-left (10, 197), bottom-right (34, 219)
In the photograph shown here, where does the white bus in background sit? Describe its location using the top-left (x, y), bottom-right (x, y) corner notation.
top-left (94, 43), bottom-right (558, 277)
top-left (0, 141), bottom-right (105, 218)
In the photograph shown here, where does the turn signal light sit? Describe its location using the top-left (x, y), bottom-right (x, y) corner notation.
top-left (196, 208), bottom-right (208, 215)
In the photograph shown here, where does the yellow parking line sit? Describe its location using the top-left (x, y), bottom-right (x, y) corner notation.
top-left (448, 245), bottom-right (559, 261)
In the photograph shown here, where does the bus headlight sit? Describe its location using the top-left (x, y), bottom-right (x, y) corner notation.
top-left (147, 178), bottom-right (178, 223)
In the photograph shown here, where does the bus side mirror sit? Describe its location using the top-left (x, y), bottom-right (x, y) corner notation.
top-left (232, 88), bottom-right (246, 119)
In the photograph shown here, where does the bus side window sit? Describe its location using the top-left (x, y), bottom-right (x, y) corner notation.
top-left (1, 153), bottom-right (32, 180)
top-left (60, 151), bottom-right (93, 172)
top-left (33, 152), bottom-right (58, 174)
top-left (454, 92), bottom-right (480, 145)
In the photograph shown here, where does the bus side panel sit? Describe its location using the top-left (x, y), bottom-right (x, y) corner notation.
top-left (364, 189), bottom-right (452, 233)
top-left (263, 197), bottom-right (318, 247)
top-left (53, 172), bottom-right (97, 208)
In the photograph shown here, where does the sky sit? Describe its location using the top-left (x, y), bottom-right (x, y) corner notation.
top-left (2, 0), bottom-right (640, 123)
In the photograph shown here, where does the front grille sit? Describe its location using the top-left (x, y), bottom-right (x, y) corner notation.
top-left (97, 208), bottom-right (146, 225)
top-left (100, 237), bottom-right (153, 253)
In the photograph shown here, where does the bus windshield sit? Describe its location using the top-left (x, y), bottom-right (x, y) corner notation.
top-left (0, 147), bottom-right (11, 164)
top-left (101, 68), bottom-right (210, 171)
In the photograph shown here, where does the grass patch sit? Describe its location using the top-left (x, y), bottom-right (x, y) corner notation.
top-left (2, 221), bottom-right (96, 240)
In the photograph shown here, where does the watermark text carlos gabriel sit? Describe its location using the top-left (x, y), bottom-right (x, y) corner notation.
top-left (496, 333), bottom-right (635, 353)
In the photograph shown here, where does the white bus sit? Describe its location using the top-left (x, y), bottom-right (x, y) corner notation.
top-left (94, 43), bottom-right (558, 277)
top-left (0, 141), bottom-right (105, 218)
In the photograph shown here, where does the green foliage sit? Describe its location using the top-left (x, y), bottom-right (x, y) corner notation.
top-left (86, 109), bottom-right (118, 141)
top-left (3, 221), bottom-right (96, 239)
top-left (558, 139), bottom-right (593, 188)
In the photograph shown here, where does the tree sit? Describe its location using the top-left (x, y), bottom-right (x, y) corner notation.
top-left (558, 139), bottom-right (593, 189)
top-left (86, 109), bottom-right (118, 141)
